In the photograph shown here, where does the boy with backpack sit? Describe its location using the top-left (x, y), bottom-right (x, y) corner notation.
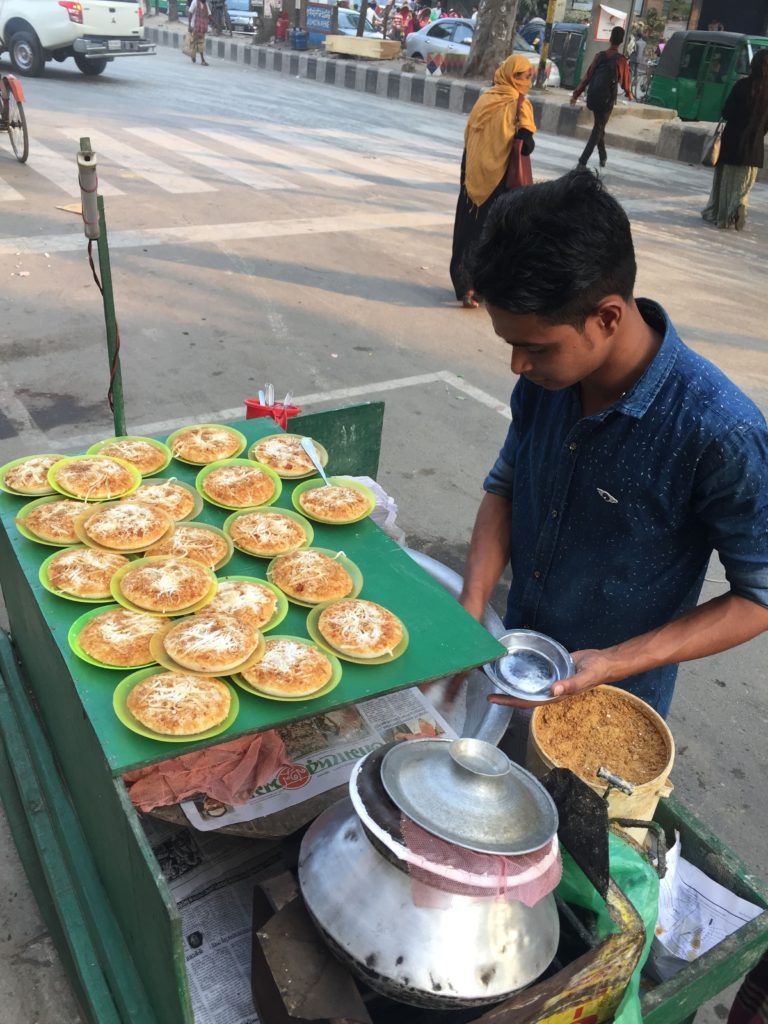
top-left (571, 26), bottom-right (634, 169)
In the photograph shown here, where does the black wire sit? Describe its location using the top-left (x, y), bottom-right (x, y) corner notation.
top-left (87, 239), bottom-right (121, 414)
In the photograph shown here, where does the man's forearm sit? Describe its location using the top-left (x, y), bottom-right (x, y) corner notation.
top-left (460, 492), bottom-right (512, 620)
top-left (554, 592), bottom-right (768, 696)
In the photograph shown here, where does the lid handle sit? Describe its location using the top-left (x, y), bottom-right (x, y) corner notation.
top-left (449, 738), bottom-right (511, 779)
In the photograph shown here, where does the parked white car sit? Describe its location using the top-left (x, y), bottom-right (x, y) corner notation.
top-left (405, 18), bottom-right (561, 86)
top-left (0, 0), bottom-right (155, 76)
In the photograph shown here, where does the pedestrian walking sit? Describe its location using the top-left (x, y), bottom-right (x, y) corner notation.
top-left (571, 26), bottom-right (633, 169)
top-left (702, 49), bottom-right (768, 231)
top-left (187, 0), bottom-right (210, 64)
top-left (628, 30), bottom-right (647, 97)
top-left (450, 54), bottom-right (536, 308)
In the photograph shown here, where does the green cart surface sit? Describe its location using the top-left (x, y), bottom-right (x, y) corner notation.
top-left (0, 404), bottom-right (766, 1022)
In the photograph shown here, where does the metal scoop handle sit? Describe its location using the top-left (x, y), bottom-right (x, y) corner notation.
top-left (300, 436), bottom-right (331, 487)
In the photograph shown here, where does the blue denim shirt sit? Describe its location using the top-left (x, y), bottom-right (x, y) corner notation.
top-left (484, 300), bottom-right (768, 717)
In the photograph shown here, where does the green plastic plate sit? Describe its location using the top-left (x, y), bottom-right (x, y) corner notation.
top-left (15, 495), bottom-right (84, 548)
top-left (68, 604), bottom-right (164, 671)
top-left (248, 434), bottom-right (329, 479)
top-left (266, 547), bottom-right (363, 608)
top-left (47, 455), bottom-right (141, 501)
top-left (231, 635), bottom-right (342, 702)
top-left (213, 575), bottom-right (289, 633)
top-left (292, 476), bottom-right (376, 525)
top-left (306, 601), bottom-right (410, 665)
top-left (222, 506), bottom-right (313, 558)
top-left (195, 459), bottom-right (282, 511)
top-left (110, 556), bottom-right (218, 617)
top-left (0, 454), bottom-right (65, 497)
top-left (113, 668), bottom-right (239, 743)
top-left (166, 424), bottom-right (247, 466)
top-left (39, 546), bottom-right (128, 604)
top-left (86, 436), bottom-right (172, 478)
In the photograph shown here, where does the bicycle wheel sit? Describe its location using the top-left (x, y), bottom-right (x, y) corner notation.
top-left (7, 92), bottom-right (28, 163)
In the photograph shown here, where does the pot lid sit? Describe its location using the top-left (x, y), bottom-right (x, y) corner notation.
top-left (380, 738), bottom-right (558, 856)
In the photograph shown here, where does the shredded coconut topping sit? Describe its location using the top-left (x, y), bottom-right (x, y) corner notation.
top-left (5, 455), bottom-right (62, 492)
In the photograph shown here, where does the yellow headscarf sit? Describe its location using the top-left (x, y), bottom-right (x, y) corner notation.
top-left (464, 54), bottom-right (537, 207)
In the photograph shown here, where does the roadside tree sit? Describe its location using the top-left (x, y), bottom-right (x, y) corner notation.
top-left (463, 0), bottom-right (519, 78)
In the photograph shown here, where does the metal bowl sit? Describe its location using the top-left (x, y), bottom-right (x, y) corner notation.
top-left (484, 629), bottom-right (574, 703)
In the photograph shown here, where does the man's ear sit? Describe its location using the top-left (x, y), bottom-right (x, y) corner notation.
top-left (593, 296), bottom-right (625, 337)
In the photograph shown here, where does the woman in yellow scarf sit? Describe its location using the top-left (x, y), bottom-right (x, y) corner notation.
top-left (450, 54), bottom-right (537, 307)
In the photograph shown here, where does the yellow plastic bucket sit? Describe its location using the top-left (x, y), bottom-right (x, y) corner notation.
top-left (527, 685), bottom-right (674, 845)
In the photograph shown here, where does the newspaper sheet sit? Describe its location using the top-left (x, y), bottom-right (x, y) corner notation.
top-left (142, 816), bottom-right (281, 1024)
top-left (182, 686), bottom-right (457, 832)
top-left (649, 830), bottom-right (763, 981)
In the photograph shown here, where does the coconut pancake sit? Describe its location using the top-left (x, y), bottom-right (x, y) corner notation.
top-left (126, 672), bottom-right (231, 736)
top-left (206, 579), bottom-right (278, 629)
top-left (51, 457), bottom-right (135, 500)
top-left (47, 548), bottom-right (129, 599)
top-left (240, 638), bottom-right (333, 697)
top-left (145, 525), bottom-right (229, 568)
top-left (22, 499), bottom-right (88, 544)
top-left (161, 613), bottom-right (260, 673)
top-left (97, 439), bottom-right (167, 475)
top-left (298, 485), bottom-right (371, 523)
top-left (82, 502), bottom-right (172, 551)
top-left (251, 435), bottom-right (318, 477)
top-left (317, 599), bottom-right (404, 658)
top-left (118, 558), bottom-right (213, 613)
top-left (78, 607), bottom-right (165, 667)
top-left (171, 426), bottom-right (241, 465)
top-left (229, 510), bottom-right (307, 556)
top-left (202, 465), bottom-right (275, 508)
top-left (132, 480), bottom-right (197, 521)
top-left (269, 549), bottom-right (353, 603)
top-left (4, 455), bottom-right (63, 495)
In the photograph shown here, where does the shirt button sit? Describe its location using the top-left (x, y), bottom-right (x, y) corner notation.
top-left (533, 570), bottom-right (542, 579)
top-left (551, 510), bottom-right (558, 518)
top-left (568, 442), bottom-right (578, 451)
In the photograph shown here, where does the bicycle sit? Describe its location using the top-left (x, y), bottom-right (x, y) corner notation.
top-left (0, 74), bottom-right (28, 163)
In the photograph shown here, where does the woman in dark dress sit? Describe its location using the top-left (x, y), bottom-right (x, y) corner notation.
top-left (702, 49), bottom-right (768, 230)
top-left (450, 54), bottom-right (537, 307)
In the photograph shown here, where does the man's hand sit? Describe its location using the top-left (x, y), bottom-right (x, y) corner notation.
top-left (570, 93), bottom-right (579, 106)
top-left (487, 648), bottom-right (616, 708)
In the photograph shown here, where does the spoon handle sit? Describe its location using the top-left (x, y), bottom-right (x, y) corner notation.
top-left (300, 437), bottom-right (331, 486)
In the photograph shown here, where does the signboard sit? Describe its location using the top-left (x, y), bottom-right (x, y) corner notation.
top-left (595, 3), bottom-right (627, 40)
top-left (306, 1), bottom-right (335, 33)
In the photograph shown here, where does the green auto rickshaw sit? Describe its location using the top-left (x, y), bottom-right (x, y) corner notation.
top-left (647, 30), bottom-right (768, 121)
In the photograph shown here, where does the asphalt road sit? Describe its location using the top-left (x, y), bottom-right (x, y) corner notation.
top-left (0, 45), bottom-right (766, 1023)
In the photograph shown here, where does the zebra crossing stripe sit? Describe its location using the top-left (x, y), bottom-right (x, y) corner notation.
top-left (25, 140), bottom-right (123, 197)
top-left (125, 126), bottom-right (298, 192)
top-left (58, 128), bottom-right (216, 195)
top-left (192, 129), bottom-right (360, 191)
top-left (0, 175), bottom-right (23, 202)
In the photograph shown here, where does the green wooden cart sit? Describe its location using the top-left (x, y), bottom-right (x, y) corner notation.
top-left (0, 404), bottom-right (766, 1023)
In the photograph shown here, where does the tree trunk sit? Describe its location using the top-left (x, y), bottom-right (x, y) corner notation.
top-left (356, 0), bottom-right (369, 35)
top-left (381, 0), bottom-right (396, 38)
top-left (168, 0), bottom-right (179, 20)
top-left (463, 0), bottom-right (518, 78)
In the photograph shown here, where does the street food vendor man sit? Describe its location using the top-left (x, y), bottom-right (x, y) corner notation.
top-left (459, 170), bottom-right (768, 718)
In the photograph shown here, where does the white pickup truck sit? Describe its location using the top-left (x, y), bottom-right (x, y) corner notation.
top-left (0, 0), bottom-right (155, 76)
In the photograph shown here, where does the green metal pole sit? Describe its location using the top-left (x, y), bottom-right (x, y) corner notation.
top-left (94, 195), bottom-right (126, 437)
top-left (533, 0), bottom-right (558, 91)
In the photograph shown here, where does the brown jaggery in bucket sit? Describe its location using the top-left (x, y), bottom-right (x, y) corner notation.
top-left (527, 685), bottom-right (674, 844)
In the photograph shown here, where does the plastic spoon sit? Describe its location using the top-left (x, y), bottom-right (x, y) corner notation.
top-left (300, 437), bottom-right (331, 487)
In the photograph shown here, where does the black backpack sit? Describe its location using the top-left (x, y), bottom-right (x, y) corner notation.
top-left (586, 50), bottom-right (620, 112)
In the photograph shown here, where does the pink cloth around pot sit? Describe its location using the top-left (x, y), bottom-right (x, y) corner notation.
top-left (123, 730), bottom-right (288, 813)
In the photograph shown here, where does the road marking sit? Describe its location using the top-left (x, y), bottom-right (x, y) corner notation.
top-left (248, 124), bottom-right (450, 187)
top-left (0, 210), bottom-right (454, 255)
top-left (58, 127), bottom-right (216, 195)
top-left (126, 126), bottom-right (298, 192)
top-left (26, 140), bottom-right (123, 197)
top-left (0, 175), bottom-right (23, 202)
top-left (193, 129), bottom-right (361, 191)
top-left (51, 371), bottom-right (511, 453)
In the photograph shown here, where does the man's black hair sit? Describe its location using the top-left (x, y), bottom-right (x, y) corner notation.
top-left (610, 25), bottom-right (625, 45)
top-left (470, 169), bottom-right (636, 327)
